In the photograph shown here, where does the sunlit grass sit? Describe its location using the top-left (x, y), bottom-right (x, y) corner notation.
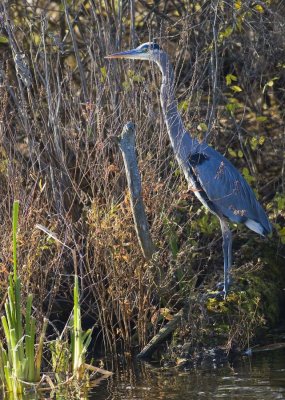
top-left (0, 201), bottom-right (47, 395)
top-left (0, 205), bottom-right (109, 396)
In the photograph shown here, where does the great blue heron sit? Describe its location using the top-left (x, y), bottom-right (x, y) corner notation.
top-left (106, 42), bottom-right (272, 296)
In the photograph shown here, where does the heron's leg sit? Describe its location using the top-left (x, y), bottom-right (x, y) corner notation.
top-left (220, 219), bottom-right (232, 296)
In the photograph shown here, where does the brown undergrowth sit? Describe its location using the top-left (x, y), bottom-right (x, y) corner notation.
top-left (0, 0), bottom-right (284, 354)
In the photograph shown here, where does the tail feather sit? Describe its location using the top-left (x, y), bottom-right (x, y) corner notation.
top-left (245, 218), bottom-right (272, 236)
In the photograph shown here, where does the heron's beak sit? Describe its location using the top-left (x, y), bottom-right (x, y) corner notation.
top-left (105, 49), bottom-right (148, 60)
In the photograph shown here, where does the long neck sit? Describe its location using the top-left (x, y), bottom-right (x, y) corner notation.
top-left (155, 53), bottom-right (197, 161)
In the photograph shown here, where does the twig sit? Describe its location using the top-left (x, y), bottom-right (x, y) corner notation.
top-left (205, 0), bottom-right (219, 142)
top-left (62, 0), bottom-right (88, 101)
top-left (83, 363), bottom-right (113, 376)
top-left (138, 0), bottom-right (176, 24)
top-left (130, 0), bottom-right (137, 47)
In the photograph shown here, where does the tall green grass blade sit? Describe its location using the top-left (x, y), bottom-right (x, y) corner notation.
top-left (4, 302), bottom-right (12, 335)
top-left (25, 294), bottom-right (33, 344)
top-left (81, 329), bottom-right (91, 344)
top-left (35, 318), bottom-right (48, 382)
top-left (27, 317), bottom-right (36, 382)
top-left (1, 315), bottom-right (13, 368)
top-left (73, 275), bottom-right (78, 371)
top-left (25, 294), bottom-right (33, 333)
top-left (70, 315), bottom-right (75, 372)
top-left (24, 294), bottom-right (34, 381)
top-left (12, 200), bottom-right (19, 281)
top-left (15, 278), bottom-right (24, 362)
top-left (9, 329), bottom-right (20, 379)
top-left (1, 316), bottom-right (11, 348)
top-left (82, 329), bottom-right (93, 353)
top-left (73, 274), bottom-right (84, 373)
top-left (4, 365), bottom-right (13, 394)
top-left (0, 344), bottom-right (6, 388)
top-left (74, 276), bottom-right (79, 328)
top-left (22, 358), bottom-right (27, 381)
top-left (7, 285), bottom-right (16, 329)
top-left (0, 200), bottom-right (50, 392)
top-left (8, 275), bottom-right (14, 301)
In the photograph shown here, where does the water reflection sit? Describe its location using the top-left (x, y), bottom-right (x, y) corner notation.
top-left (2, 374), bottom-right (108, 400)
top-left (3, 349), bottom-right (285, 399)
top-left (91, 349), bottom-right (285, 400)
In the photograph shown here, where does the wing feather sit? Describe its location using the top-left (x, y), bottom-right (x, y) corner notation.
top-left (188, 145), bottom-right (271, 235)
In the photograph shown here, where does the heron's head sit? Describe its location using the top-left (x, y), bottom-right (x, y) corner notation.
top-left (105, 42), bottom-right (161, 62)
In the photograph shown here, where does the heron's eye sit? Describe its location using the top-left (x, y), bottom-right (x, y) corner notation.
top-left (139, 43), bottom-right (160, 53)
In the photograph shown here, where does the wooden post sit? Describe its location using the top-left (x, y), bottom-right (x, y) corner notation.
top-left (118, 122), bottom-right (156, 260)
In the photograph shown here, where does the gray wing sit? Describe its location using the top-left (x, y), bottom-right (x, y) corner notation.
top-left (189, 144), bottom-right (271, 235)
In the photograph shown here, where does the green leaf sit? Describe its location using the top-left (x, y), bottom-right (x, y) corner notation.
top-left (100, 67), bottom-right (107, 82)
top-left (0, 36), bottom-right (9, 44)
top-left (259, 135), bottom-right (266, 145)
top-left (242, 167), bottom-right (255, 184)
top-left (225, 74), bottom-right (237, 86)
top-left (230, 85), bottom-right (242, 92)
top-left (226, 97), bottom-right (241, 113)
top-left (263, 77), bottom-right (279, 93)
top-left (238, 150), bottom-right (243, 158)
top-left (250, 136), bottom-right (265, 149)
top-left (250, 137), bottom-right (258, 150)
top-left (127, 69), bottom-right (144, 83)
top-left (222, 26), bottom-right (233, 39)
top-left (178, 100), bottom-right (189, 111)
top-left (197, 122), bottom-right (208, 132)
top-left (234, 0), bottom-right (242, 10)
top-left (256, 116), bottom-right (267, 122)
top-left (228, 148), bottom-right (237, 158)
top-left (122, 81), bottom-right (131, 91)
top-left (226, 103), bottom-right (235, 113)
top-left (254, 4), bottom-right (264, 13)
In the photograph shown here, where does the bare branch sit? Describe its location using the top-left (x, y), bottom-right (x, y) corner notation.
top-left (118, 122), bottom-right (156, 260)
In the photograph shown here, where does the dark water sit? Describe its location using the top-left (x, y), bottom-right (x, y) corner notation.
top-left (90, 349), bottom-right (285, 400)
top-left (4, 348), bottom-right (285, 399)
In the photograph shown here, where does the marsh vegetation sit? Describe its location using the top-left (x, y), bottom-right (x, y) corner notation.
top-left (0, 0), bottom-right (284, 395)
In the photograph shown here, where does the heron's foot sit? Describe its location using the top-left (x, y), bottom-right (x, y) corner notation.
top-left (202, 285), bottom-right (230, 301)
top-left (216, 281), bottom-right (225, 291)
top-left (216, 279), bottom-right (232, 297)
top-left (201, 289), bottom-right (226, 302)
top-left (204, 292), bottom-right (225, 301)
top-left (200, 279), bottom-right (233, 301)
